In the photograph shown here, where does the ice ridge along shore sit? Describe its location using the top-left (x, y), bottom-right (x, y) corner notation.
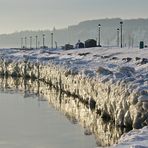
top-left (0, 47), bottom-right (148, 147)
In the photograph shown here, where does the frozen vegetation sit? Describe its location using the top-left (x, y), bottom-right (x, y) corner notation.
top-left (0, 47), bottom-right (148, 147)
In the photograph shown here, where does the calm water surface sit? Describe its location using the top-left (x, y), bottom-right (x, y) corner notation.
top-left (0, 92), bottom-right (96, 148)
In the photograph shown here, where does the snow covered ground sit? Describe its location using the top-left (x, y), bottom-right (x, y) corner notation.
top-left (0, 47), bottom-right (148, 147)
top-left (111, 126), bottom-right (148, 148)
top-left (0, 47), bottom-right (147, 101)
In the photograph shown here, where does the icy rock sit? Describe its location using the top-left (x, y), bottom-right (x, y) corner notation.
top-left (142, 102), bottom-right (148, 110)
top-left (96, 66), bottom-right (113, 75)
top-left (116, 109), bottom-right (125, 126)
top-left (64, 70), bottom-right (71, 77)
top-left (119, 66), bottom-right (135, 77)
top-left (138, 95), bottom-right (148, 102)
top-left (88, 98), bottom-right (96, 110)
top-left (140, 90), bottom-right (148, 95)
top-left (84, 128), bottom-right (92, 135)
top-left (133, 112), bottom-right (143, 129)
top-left (135, 57), bottom-right (141, 61)
top-left (130, 94), bottom-right (138, 105)
top-left (101, 110), bottom-right (111, 122)
top-left (122, 57), bottom-right (132, 62)
top-left (124, 78), bottom-right (136, 84)
top-left (124, 111), bottom-right (132, 127)
top-left (137, 58), bottom-right (148, 65)
top-left (101, 55), bottom-right (110, 59)
top-left (130, 145), bottom-right (148, 148)
top-left (145, 74), bottom-right (148, 78)
top-left (70, 67), bottom-right (79, 75)
top-left (82, 69), bottom-right (96, 77)
top-left (140, 58), bottom-right (148, 65)
top-left (111, 57), bottom-right (118, 60)
top-left (114, 72), bottom-right (125, 79)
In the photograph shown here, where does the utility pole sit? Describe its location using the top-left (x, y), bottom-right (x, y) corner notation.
top-left (98, 24), bottom-right (101, 47)
top-left (30, 36), bottom-right (32, 49)
top-left (117, 28), bottom-right (120, 47)
top-left (51, 32), bottom-right (53, 49)
top-left (120, 21), bottom-right (123, 48)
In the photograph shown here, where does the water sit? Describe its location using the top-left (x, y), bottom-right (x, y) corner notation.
top-left (0, 77), bottom-right (128, 147)
top-left (0, 92), bottom-right (96, 148)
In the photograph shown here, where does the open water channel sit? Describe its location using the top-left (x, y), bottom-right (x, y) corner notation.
top-left (0, 82), bottom-right (96, 148)
top-left (0, 77), bottom-right (129, 148)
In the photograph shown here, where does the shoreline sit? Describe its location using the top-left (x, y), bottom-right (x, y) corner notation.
top-left (0, 47), bottom-right (148, 147)
top-left (0, 76), bottom-right (126, 146)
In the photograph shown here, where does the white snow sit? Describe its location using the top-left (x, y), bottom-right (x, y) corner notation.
top-left (0, 47), bottom-right (148, 148)
top-left (111, 126), bottom-right (148, 148)
top-left (0, 47), bottom-right (147, 96)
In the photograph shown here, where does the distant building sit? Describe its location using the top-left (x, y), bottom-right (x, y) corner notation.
top-left (64, 44), bottom-right (74, 50)
top-left (75, 40), bottom-right (84, 49)
top-left (85, 39), bottom-right (97, 48)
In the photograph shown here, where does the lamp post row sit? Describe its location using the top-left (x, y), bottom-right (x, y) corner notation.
top-left (98, 21), bottom-right (123, 48)
top-left (21, 21), bottom-right (123, 49)
top-left (21, 33), bottom-right (54, 49)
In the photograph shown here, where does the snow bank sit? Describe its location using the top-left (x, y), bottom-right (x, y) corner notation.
top-left (112, 126), bottom-right (148, 148)
top-left (0, 47), bottom-right (148, 147)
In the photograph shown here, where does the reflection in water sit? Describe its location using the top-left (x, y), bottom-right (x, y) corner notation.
top-left (0, 91), bottom-right (96, 148)
top-left (0, 76), bottom-right (129, 147)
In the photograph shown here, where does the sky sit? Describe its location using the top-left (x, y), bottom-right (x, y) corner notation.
top-left (0, 0), bottom-right (147, 34)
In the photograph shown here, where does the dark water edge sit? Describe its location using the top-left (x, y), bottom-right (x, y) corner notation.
top-left (0, 76), bottom-right (131, 147)
top-left (0, 90), bottom-right (97, 147)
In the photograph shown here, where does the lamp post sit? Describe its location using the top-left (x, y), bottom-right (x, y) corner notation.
top-left (120, 21), bottom-right (123, 48)
top-left (117, 28), bottom-right (119, 47)
top-left (35, 35), bottom-right (38, 49)
top-left (30, 36), bottom-right (32, 49)
top-left (21, 37), bottom-right (23, 49)
top-left (55, 41), bottom-right (57, 49)
top-left (43, 34), bottom-right (45, 48)
top-left (98, 24), bottom-right (101, 47)
top-left (51, 33), bottom-right (53, 49)
top-left (25, 37), bottom-right (27, 48)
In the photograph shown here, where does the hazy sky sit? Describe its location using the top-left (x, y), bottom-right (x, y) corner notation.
top-left (0, 0), bottom-right (147, 34)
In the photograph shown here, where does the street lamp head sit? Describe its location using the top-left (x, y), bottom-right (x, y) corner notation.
top-left (98, 24), bottom-right (101, 27)
top-left (120, 21), bottom-right (123, 24)
top-left (117, 28), bottom-right (119, 31)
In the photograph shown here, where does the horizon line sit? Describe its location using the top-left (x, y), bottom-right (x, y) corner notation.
top-left (1, 17), bottom-right (148, 35)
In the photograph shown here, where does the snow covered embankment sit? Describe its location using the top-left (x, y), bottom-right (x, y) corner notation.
top-left (0, 51), bottom-right (147, 130)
